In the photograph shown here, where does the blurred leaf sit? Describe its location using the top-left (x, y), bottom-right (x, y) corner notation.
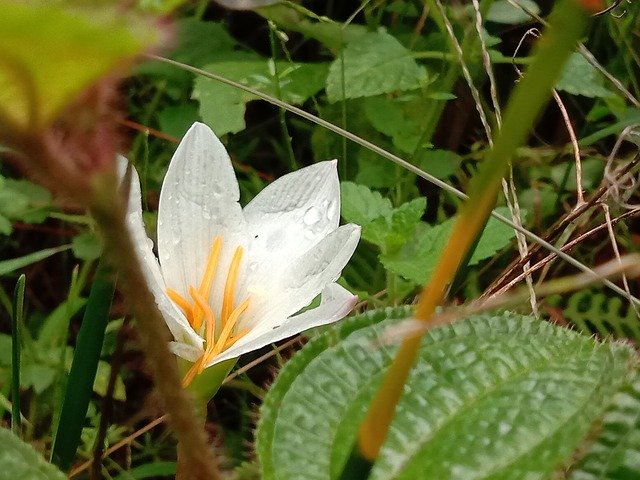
top-left (381, 207), bottom-right (519, 284)
top-left (37, 297), bottom-right (87, 349)
top-left (0, 1), bottom-right (160, 131)
top-left (21, 363), bottom-right (56, 394)
top-left (71, 231), bottom-right (103, 261)
top-left (158, 102), bottom-right (200, 138)
top-left (0, 176), bottom-right (52, 234)
top-left (194, 56), bottom-right (327, 135)
top-left (486, 0), bottom-right (540, 24)
top-left (94, 361), bottom-right (126, 401)
top-left (414, 149), bottom-right (462, 180)
top-left (551, 157), bottom-right (603, 191)
top-left (0, 428), bottom-right (66, 480)
top-left (363, 95), bottom-right (432, 153)
top-left (0, 245), bottom-right (71, 276)
top-left (556, 53), bottom-right (614, 98)
top-left (326, 31), bottom-right (428, 102)
top-left (257, 308), bottom-right (634, 480)
top-left (137, 0), bottom-right (186, 14)
top-left (114, 461), bottom-right (176, 479)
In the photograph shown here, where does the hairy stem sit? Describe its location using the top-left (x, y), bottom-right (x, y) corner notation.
top-left (90, 169), bottom-right (220, 480)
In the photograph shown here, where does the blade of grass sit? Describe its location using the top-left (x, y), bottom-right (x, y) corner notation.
top-left (51, 259), bottom-right (115, 471)
top-left (11, 274), bottom-right (25, 436)
top-left (0, 245), bottom-right (71, 276)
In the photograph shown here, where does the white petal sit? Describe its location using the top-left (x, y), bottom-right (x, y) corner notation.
top-left (169, 341), bottom-right (203, 362)
top-left (156, 122), bottom-right (249, 308)
top-left (242, 161), bottom-right (341, 283)
top-left (206, 283), bottom-right (357, 366)
top-left (242, 223), bottom-right (361, 330)
top-left (118, 156), bottom-right (203, 349)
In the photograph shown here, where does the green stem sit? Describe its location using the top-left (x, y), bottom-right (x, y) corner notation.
top-left (349, 0), bottom-right (592, 470)
top-left (268, 22), bottom-right (298, 171)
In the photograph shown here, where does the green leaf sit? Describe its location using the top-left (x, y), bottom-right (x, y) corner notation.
top-left (194, 57), bottom-right (328, 135)
top-left (340, 182), bottom-right (425, 252)
top-left (486, 0), bottom-right (541, 24)
top-left (0, 2), bottom-right (159, 131)
top-left (51, 260), bottom-right (115, 470)
top-left (0, 428), bottom-right (66, 480)
top-left (21, 363), bottom-right (56, 394)
top-left (93, 361), bottom-right (126, 401)
top-left (381, 207), bottom-right (520, 285)
top-left (556, 53), bottom-right (614, 98)
top-left (414, 149), bottom-right (462, 180)
top-left (0, 245), bottom-right (71, 277)
top-left (0, 176), bottom-right (52, 234)
top-left (71, 231), bottom-right (103, 261)
top-left (568, 375), bottom-right (640, 480)
top-left (257, 308), bottom-right (635, 480)
top-left (548, 289), bottom-right (640, 341)
top-left (114, 461), bottom-right (176, 479)
top-left (367, 198), bottom-right (426, 252)
top-left (326, 31), bottom-right (427, 102)
top-left (158, 102), bottom-right (201, 138)
top-left (363, 95), bottom-right (432, 153)
top-left (340, 182), bottom-right (393, 227)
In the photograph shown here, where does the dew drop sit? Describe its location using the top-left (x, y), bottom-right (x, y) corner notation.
top-left (303, 206), bottom-right (321, 225)
top-left (304, 230), bottom-right (316, 240)
top-left (202, 209), bottom-right (211, 220)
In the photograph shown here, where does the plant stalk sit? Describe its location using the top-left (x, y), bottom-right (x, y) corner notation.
top-left (90, 168), bottom-right (220, 480)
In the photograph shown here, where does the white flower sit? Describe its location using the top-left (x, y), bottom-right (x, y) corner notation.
top-left (122, 122), bottom-right (360, 386)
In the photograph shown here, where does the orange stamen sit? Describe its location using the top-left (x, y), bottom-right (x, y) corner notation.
top-left (182, 356), bottom-right (204, 388)
top-left (165, 238), bottom-right (251, 387)
top-left (224, 328), bottom-right (250, 349)
top-left (189, 287), bottom-right (215, 348)
top-left (200, 298), bottom-right (250, 371)
top-left (167, 288), bottom-right (195, 327)
top-left (221, 246), bottom-right (243, 326)
top-left (192, 236), bottom-right (222, 331)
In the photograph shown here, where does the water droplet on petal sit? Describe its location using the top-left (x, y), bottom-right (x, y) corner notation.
top-left (202, 209), bottom-right (211, 220)
top-left (303, 206), bottom-right (321, 225)
top-left (304, 230), bottom-right (316, 240)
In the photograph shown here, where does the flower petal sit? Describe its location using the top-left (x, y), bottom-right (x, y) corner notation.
top-left (118, 156), bottom-right (203, 351)
top-left (240, 223), bottom-right (361, 330)
top-left (243, 161), bottom-right (341, 281)
top-left (205, 282), bottom-right (357, 366)
top-left (156, 122), bottom-right (248, 303)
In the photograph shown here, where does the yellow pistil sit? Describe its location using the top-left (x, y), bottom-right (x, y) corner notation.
top-left (221, 246), bottom-right (243, 328)
top-left (168, 238), bottom-right (251, 388)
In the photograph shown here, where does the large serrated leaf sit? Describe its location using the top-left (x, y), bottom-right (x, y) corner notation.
top-left (0, 428), bottom-right (66, 480)
top-left (567, 375), bottom-right (640, 480)
top-left (257, 308), bottom-right (634, 480)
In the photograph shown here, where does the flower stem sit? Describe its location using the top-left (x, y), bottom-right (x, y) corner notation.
top-left (90, 169), bottom-right (220, 480)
